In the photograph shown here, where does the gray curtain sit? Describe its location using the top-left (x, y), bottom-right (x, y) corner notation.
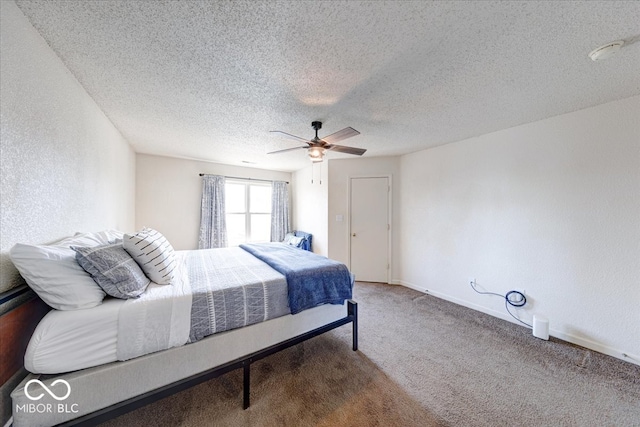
top-left (270, 181), bottom-right (290, 242)
top-left (199, 175), bottom-right (227, 249)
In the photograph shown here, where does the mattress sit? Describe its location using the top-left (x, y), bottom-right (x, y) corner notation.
top-left (25, 247), bottom-right (291, 374)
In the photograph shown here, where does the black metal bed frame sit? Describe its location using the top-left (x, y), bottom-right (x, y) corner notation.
top-left (57, 300), bottom-right (358, 426)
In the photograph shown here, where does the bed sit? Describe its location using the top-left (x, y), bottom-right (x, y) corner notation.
top-left (2, 229), bottom-right (357, 427)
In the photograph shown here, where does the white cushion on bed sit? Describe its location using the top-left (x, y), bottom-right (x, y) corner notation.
top-left (74, 229), bottom-right (124, 244)
top-left (9, 232), bottom-right (113, 310)
top-left (288, 236), bottom-right (304, 247)
top-left (123, 227), bottom-right (177, 285)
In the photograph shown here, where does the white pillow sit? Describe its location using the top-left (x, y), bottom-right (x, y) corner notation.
top-left (74, 229), bottom-right (124, 244)
top-left (9, 232), bottom-right (112, 310)
top-left (288, 236), bottom-right (304, 247)
top-left (123, 228), bottom-right (177, 285)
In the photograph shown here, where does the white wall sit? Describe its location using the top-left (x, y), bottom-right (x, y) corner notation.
top-left (292, 163), bottom-right (328, 255)
top-left (399, 95), bottom-right (640, 364)
top-left (0, 1), bottom-right (136, 293)
top-left (327, 157), bottom-right (402, 282)
top-left (136, 154), bottom-right (291, 250)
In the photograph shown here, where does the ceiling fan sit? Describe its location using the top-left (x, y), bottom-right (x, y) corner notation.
top-left (268, 121), bottom-right (366, 162)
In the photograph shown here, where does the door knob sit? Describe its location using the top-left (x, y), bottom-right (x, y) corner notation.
top-left (352, 233), bottom-right (356, 237)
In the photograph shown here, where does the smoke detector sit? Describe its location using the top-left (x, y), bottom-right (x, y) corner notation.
top-left (589, 41), bottom-right (624, 61)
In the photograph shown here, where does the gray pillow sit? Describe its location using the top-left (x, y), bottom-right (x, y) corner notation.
top-left (72, 242), bottom-right (150, 299)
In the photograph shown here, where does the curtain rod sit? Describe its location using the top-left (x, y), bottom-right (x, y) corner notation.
top-left (199, 174), bottom-right (289, 184)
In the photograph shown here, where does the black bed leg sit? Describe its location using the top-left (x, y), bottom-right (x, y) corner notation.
top-left (243, 360), bottom-right (251, 409)
top-left (348, 300), bottom-right (358, 351)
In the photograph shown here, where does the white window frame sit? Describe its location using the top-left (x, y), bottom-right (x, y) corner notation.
top-left (225, 180), bottom-right (272, 245)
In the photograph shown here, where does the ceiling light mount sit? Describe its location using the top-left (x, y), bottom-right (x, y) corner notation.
top-left (589, 40), bottom-right (624, 61)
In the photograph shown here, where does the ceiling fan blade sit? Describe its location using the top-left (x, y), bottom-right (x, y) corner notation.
top-left (267, 146), bottom-right (309, 155)
top-left (321, 127), bottom-right (360, 144)
top-left (326, 145), bottom-right (367, 156)
top-left (269, 130), bottom-right (310, 143)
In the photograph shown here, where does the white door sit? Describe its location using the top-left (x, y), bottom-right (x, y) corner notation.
top-left (350, 177), bottom-right (389, 283)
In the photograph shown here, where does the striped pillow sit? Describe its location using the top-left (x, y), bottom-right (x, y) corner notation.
top-left (123, 228), bottom-right (177, 285)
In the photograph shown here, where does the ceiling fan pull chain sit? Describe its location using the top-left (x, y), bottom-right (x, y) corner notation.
top-left (309, 162), bottom-right (322, 185)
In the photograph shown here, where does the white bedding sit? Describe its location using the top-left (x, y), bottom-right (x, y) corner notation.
top-left (25, 248), bottom-right (291, 374)
top-left (24, 298), bottom-right (122, 374)
top-left (116, 254), bottom-right (193, 361)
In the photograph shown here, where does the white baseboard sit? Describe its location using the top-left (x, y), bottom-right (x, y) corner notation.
top-left (398, 280), bottom-right (640, 367)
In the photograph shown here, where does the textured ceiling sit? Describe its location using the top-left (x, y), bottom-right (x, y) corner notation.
top-left (13, 0), bottom-right (640, 172)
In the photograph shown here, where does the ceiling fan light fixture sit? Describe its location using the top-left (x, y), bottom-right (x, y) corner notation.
top-left (308, 146), bottom-right (325, 162)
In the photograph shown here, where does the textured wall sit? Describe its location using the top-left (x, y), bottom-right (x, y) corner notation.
top-left (0, 1), bottom-right (136, 293)
top-left (136, 154), bottom-right (291, 250)
top-left (399, 96), bottom-right (640, 364)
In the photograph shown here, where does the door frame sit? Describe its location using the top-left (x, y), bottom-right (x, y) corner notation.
top-left (347, 174), bottom-right (392, 284)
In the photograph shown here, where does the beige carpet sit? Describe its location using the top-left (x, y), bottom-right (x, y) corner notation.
top-left (104, 282), bottom-right (640, 427)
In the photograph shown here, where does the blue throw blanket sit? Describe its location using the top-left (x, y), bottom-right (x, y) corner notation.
top-left (240, 243), bottom-right (352, 314)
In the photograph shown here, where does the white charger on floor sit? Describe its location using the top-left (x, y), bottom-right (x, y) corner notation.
top-left (532, 314), bottom-right (549, 340)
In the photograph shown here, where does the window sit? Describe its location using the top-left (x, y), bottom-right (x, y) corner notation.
top-left (225, 181), bottom-right (272, 246)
